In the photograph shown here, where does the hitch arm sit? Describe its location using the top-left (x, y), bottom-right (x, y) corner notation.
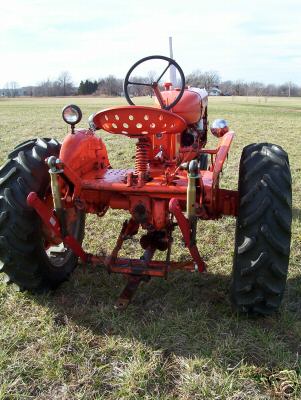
top-left (27, 192), bottom-right (88, 264)
top-left (169, 198), bottom-right (206, 272)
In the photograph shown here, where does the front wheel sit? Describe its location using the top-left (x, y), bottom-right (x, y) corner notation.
top-left (0, 138), bottom-right (85, 292)
top-left (231, 143), bottom-right (292, 315)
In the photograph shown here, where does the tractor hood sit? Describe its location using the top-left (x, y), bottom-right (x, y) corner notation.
top-left (158, 87), bottom-right (208, 125)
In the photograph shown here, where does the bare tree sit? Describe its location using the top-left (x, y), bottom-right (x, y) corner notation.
top-left (35, 79), bottom-right (52, 96)
top-left (247, 81), bottom-right (265, 96)
top-left (97, 75), bottom-right (123, 96)
top-left (264, 84), bottom-right (278, 96)
top-left (4, 70), bottom-right (301, 98)
top-left (220, 80), bottom-right (234, 95)
top-left (147, 70), bottom-right (156, 84)
top-left (34, 72), bottom-right (74, 96)
top-left (4, 81), bottom-right (19, 97)
top-left (202, 71), bottom-right (220, 89)
top-left (147, 70), bottom-right (157, 97)
top-left (231, 80), bottom-right (246, 96)
top-left (186, 70), bottom-right (220, 89)
top-left (281, 81), bottom-right (299, 97)
top-left (57, 71), bottom-right (74, 96)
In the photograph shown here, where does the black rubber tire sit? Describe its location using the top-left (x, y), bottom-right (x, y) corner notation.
top-left (0, 138), bottom-right (85, 292)
top-left (231, 143), bottom-right (292, 315)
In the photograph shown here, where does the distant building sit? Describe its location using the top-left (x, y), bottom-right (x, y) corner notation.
top-left (209, 87), bottom-right (222, 96)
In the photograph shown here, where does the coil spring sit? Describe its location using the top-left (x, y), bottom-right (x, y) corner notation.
top-left (135, 138), bottom-right (151, 175)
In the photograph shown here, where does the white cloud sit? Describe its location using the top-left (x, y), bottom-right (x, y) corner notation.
top-left (0, 0), bottom-right (300, 87)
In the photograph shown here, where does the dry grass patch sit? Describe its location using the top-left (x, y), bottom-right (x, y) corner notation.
top-left (0, 96), bottom-right (300, 399)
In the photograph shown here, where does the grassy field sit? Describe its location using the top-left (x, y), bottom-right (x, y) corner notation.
top-left (0, 95), bottom-right (300, 399)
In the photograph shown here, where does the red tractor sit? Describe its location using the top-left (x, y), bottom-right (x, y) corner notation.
top-left (0, 56), bottom-right (292, 314)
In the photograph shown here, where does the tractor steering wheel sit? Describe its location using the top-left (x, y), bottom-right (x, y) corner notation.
top-left (123, 55), bottom-right (185, 111)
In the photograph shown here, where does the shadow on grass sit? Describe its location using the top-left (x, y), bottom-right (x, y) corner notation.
top-left (32, 268), bottom-right (301, 371)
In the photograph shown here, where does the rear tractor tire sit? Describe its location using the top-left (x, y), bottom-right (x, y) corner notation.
top-left (0, 138), bottom-right (85, 292)
top-left (231, 143), bottom-right (292, 315)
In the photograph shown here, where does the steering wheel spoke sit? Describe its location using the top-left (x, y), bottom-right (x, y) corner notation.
top-left (155, 62), bottom-right (172, 84)
top-left (124, 55), bottom-right (185, 110)
top-left (128, 81), bottom-right (153, 87)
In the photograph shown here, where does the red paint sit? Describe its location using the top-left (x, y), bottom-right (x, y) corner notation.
top-left (27, 192), bottom-right (88, 263)
top-left (159, 89), bottom-right (206, 124)
top-left (169, 198), bottom-right (206, 272)
top-left (93, 106), bottom-right (187, 137)
top-left (27, 86), bottom-right (238, 293)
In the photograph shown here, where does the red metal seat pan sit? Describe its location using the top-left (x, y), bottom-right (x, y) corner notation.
top-left (93, 106), bottom-right (187, 137)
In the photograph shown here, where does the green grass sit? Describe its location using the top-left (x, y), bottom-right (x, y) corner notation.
top-left (0, 95), bottom-right (301, 399)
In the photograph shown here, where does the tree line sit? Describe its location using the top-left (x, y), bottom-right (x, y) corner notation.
top-left (2, 72), bottom-right (75, 97)
top-left (186, 70), bottom-right (301, 96)
top-left (2, 70), bottom-right (301, 97)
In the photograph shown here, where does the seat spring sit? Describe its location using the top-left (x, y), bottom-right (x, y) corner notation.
top-left (135, 138), bottom-right (151, 175)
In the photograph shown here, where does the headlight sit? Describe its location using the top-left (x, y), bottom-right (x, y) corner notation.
top-left (210, 119), bottom-right (229, 138)
top-left (62, 104), bottom-right (82, 125)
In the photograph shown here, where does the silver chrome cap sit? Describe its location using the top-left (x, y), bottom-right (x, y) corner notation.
top-left (210, 119), bottom-right (229, 137)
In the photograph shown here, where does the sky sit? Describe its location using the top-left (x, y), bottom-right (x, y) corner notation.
top-left (1, 0), bottom-right (301, 88)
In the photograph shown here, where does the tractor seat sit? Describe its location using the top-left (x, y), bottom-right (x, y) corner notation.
top-left (92, 106), bottom-right (187, 138)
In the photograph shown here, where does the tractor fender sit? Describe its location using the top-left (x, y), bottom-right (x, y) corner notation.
top-left (59, 129), bottom-right (110, 176)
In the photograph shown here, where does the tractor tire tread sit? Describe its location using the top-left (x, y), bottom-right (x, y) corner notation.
top-left (240, 197), bottom-right (270, 227)
top-left (0, 138), bottom-right (85, 292)
top-left (8, 140), bottom-right (36, 158)
top-left (0, 166), bottom-right (18, 188)
top-left (237, 236), bottom-right (256, 254)
top-left (231, 143), bottom-right (292, 315)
